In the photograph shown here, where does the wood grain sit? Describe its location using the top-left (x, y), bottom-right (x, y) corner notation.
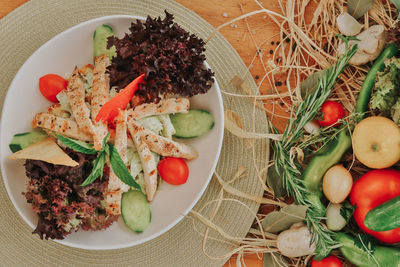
top-left (0, 0), bottom-right (285, 266)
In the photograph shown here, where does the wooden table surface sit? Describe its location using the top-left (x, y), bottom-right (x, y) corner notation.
top-left (0, 0), bottom-right (288, 266)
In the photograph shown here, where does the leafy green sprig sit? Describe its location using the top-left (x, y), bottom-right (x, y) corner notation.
top-left (57, 135), bottom-right (141, 189)
top-left (340, 202), bottom-right (356, 223)
top-left (272, 39), bottom-right (358, 258)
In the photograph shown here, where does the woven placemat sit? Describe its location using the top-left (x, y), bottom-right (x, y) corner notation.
top-left (0, 0), bottom-right (269, 266)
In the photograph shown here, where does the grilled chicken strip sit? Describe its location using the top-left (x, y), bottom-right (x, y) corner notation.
top-left (127, 98), bottom-right (190, 120)
top-left (32, 113), bottom-right (138, 148)
top-left (106, 110), bottom-right (130, 215)
top-left (46, 103), bottom-right (71, 118)
top-left (32, 112), bottom-right (92, 141)
top-left (66, 67), bottom-right (96, 136)
top-left (128, 125), bottom-right (158, 202)
top-left (127, 118), bottom-right (198, 160)
top-left (91, 55), bottom-right (110, 150)
top-left (78, 64), bottom-right (94, 103)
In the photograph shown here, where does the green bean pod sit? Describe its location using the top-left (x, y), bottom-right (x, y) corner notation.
top-left (336, 232), bottom-right (400, 267)
top-left (355, 42), bottom-right (398, 120)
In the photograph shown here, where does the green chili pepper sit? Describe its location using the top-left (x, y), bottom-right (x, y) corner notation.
top-left (336, 232), bottom-right (400, 267)
top-left (365, 195), bottom-right (400, 231)
top-left (355, 42), bottom-right (398, 121)
top-left (303, 127), bottom-right (352, 215)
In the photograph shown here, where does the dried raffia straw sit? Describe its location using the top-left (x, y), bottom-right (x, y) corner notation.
top-left (188, 164), bottom-right (284, 263)
top-left (214, 172), bottom-right (284, 206)
top-left (229, 75), bottom-right (267, 110)
top-left (189, 198), bottom-right (279, 256)
top-left (193, 0), bottom-right (397, 265)
top-left (224, 110), bottom-right (282, 141)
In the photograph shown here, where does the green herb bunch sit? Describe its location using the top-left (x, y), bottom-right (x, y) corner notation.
top-left (57, 135), bottom-right (141, 189)
top-left (272, 40), bottom-right (358, 259)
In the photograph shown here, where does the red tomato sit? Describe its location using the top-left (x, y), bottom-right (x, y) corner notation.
top-left (318, 101), bottom-right (345, 127)
top-left (311, 255), bottom-right (342, 267)
top-left (39, 74), bottom-right (67, 102)
top-left (350, 169), bottom-right (400, 243)
top-left (158, 157), bottom-right (189, 185)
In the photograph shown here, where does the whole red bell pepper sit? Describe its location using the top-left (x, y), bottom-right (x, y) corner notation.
top-left (350, 169), bottom-right (400, 243)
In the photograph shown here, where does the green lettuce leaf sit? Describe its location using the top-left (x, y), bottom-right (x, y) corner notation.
top-left (371, 57), bottom-right (400, 120)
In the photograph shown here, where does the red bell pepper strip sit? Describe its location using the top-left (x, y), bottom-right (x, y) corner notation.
top-left (95, 74), bottom-right (145, 123)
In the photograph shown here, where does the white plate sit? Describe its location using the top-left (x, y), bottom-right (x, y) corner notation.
top-left (0, 15), bottom-right (224, 250)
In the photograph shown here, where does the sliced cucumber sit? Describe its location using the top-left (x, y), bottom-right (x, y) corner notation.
top-left (93, 24), bottom-right (116, 59)
top-left (121, 190), bottom-right (151, 233)
top-left (9, 131), bottom-right (48, 153)
top-left (170, 109), bottom-right (214, 138)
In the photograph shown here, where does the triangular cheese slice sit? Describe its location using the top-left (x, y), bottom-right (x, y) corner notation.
top-left (8, 138), bottom-right (78, 167)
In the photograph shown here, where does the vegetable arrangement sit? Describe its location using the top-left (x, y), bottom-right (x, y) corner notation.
top-left (7, 13), bottom-right (216, 240)
top-left (263, 3), bottom-right (400, 265)
top-left (200, 1), bottom-right (400, 266)
top-left (272, 41), bottom-right (357, 258)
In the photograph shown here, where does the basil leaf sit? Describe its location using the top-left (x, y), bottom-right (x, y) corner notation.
top-left (109, 144), bottom-right (141, 190)
top-left (101, 133), bottom-right (110, 152)
top-left (348, 0), bottom-right (374, 19)
top-left (81, 151), bottom-right (106, 186)
top-left (57, 135), bottom-right (97, 154)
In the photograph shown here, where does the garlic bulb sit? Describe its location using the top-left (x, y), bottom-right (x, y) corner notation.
top-left (326, 203), bottom-right (347, 231)
top-left (337, 12), bottom-right (362, 36)
top-left (338, 25), bottom-right (386, 65)
top-left (322, 164), bottom-right (353, 204)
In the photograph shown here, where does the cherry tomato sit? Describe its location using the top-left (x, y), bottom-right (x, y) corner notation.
top-left (39, 74), bottom-right (67, 102)
top-left (158, 157), bottom-right (189, 185)
top-left (311, 255), bottom-right (342, 267)
top-left (350, 169), bottom-right (400, 243)
top-left (318, 101), bottom-right (345, 127)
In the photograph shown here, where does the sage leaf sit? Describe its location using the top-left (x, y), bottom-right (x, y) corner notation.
top-left (348, 0), bottom-right (374, 19)
top-left (81, 151), bottom-right (106, 186)
top-left (263, 253), bottom-right (288, 267)
top-left (300, 70), bottom-right (326, 99)
top-left (267, 164), bottom-right (287, 198)
top-left (109, 144), bottom-right (141, 190)
top-left (262, 204), bottom-right (308, 233)
top-left (57, 135), bottom-right (97, 154)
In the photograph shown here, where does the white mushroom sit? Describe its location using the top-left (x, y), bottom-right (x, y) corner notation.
top-left (277, 222), bottom-right (316, 258)
top-left (338, 25), bottom-right (386, 66)
top-left (337, 12), bottom-right (363, 36)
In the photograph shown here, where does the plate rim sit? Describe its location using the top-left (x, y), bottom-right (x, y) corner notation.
top-left (0, 14), bottom-right (224, 250)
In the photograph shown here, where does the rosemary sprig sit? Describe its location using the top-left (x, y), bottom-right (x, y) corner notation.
top-left (272, 40), bottom-right (358, 259)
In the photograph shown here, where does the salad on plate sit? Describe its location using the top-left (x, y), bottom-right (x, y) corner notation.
top-left (7, 11), bottom-right (216, 240)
